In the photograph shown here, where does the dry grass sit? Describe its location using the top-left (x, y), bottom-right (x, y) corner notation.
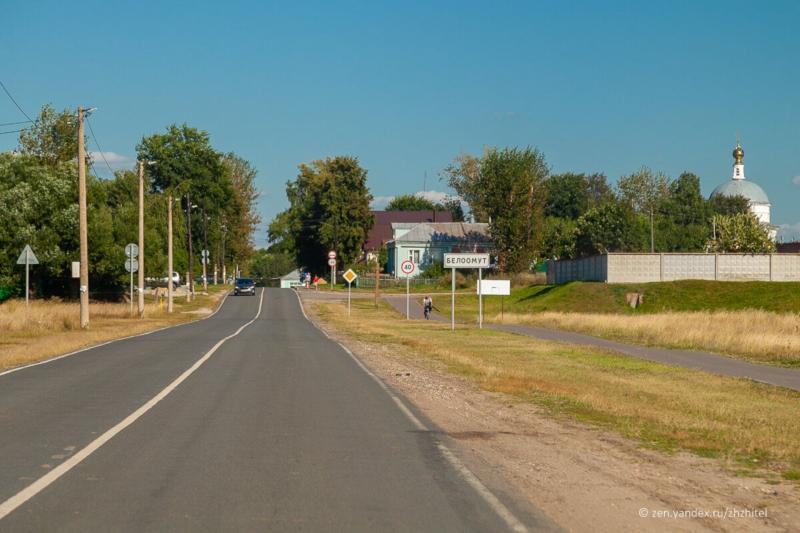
top-left (312, 299), bottom-right (800, 480)
top-left (0, 287), bottom-right (229, 371)
top-left (496, 310), bottom-right (800, 367)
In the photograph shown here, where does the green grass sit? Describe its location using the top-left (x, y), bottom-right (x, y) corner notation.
top-left (438, 280), bottom-right (800, 318)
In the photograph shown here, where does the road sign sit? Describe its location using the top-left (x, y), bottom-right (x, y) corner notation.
top-left (477, 280), bottom-right (510, 295)
top-left (343, 269), bottom-right (357, 284)
top-left (443, 253), bottom-right (489, 269)
top-left (400, 259), bottom-right (415, 276)
top-left (17, 245), bottom-right (38, 307)
top-left (16, 244), bottom-right (38, 265)
top-left (328, 250), bottom-right (337, 259)
top-left (201, 249), bottom-right (209, 258)
top-left (125, 258), bottom-right (139, 273)
top-left (125, 243), bottom-right (139, 258)
top-left (71, 261), bottom-right (80, 278)
top-left (328, 258), bottom-right (337, 267)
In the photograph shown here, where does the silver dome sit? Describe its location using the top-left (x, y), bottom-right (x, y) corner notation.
top-left (710, 179), bottom-right (770, 205)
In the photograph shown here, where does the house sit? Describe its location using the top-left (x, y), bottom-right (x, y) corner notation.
top-left (386, 222), bottom-right (493, 277)
top-left (279, 269), bottom-right (303, 288)
top-left (364, 210), bottom-right (453, 262)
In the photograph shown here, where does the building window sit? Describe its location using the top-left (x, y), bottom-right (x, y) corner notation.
top-left (410, 250), bottom-right (420, 264)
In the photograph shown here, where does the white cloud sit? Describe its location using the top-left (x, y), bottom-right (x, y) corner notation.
top-left (777, 223), bottom-right (800, 242)
top-left (792, 176), bottom-right (800, 186)
top-left (90, 151), bottom-right (132, 168)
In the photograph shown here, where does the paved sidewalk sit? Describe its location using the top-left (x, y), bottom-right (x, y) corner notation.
top-left (382, 296), bottom-right (800, 392)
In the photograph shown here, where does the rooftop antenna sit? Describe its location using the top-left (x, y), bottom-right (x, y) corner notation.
top-left (423, 171), bottom-right (427, 193)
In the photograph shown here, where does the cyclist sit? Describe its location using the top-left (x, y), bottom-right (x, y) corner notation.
top-left (422, 295), bottom-right (433, 320)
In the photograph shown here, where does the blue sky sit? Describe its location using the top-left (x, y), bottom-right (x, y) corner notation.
top-left (3, 0), bottom-right (799, 244)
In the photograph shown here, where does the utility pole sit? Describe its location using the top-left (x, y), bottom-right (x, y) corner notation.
top-left (167, 193), bottom-right (174, 313)
top-left (186, 193), bottom-right (194, 301)
top-left (202, 208), bottom-right (208, 292)
top-left (221, 222), bottom-right (227, 284)
top-left (374, 244), bottom-right (381, 309)
top-left (77, 107), bottom-right (90, 329)
top-left (137, 160), bottom-right (145, 316)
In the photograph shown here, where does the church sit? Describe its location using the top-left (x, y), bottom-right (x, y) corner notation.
top-left (710, 143), bottom-right (776, 239)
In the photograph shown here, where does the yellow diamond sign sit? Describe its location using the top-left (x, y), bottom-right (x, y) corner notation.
top-left (343, 269), bottom-right (358, 284)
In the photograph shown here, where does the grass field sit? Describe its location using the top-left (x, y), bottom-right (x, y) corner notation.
top-left (312, 298), bottom-right (800, 481)
top-left (0, 285), bottom-right (230, 371)
top-left (432, 280), bottom-right (800, 366)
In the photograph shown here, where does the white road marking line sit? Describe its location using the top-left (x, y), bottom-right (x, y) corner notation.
top-left (293, 290), bottom-right (529, 533)
top-left (0, 291), bottom-right (232, 379)
top-left (0, 289), bottom-right (264, 521)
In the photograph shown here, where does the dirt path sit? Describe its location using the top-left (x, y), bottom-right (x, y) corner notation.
top-left (305, 300), bottom-right (800, 532)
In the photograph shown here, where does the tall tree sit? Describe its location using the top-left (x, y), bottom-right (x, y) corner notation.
top-left (277, 156), bottom-right (373, 274)
top-left (657, 172), bottom-right (712, 252)
top-left (544, 173), bottom-right (590, 220)
top-left (18, 104), bottom-right (85, 166)
top-left (617, 167), bottom-right (670, 252)
top-left (222, 153), bottom-right (261, 265)
top-left (385, 194), bottom-right (438, 211)
top-left (710, 194), bottom-right (750, 216)
top-left (708, 213), bottom-right (775, 253)
top-left (446, 147), bottom-right (548, 272)
top-left (575, 200), bottom-right (646, 256)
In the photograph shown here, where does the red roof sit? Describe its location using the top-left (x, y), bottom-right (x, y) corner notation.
top-left (364, 210), bottom-right (453, 250)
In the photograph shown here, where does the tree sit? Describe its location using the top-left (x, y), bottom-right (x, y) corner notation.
top-left (710, 194), bottom-right (750, 216)
top-left (442, 197), bottom-right (465, 222)
top-left (248, 250), bottom-right (294, 281)
top-left (658, 172), bottom-right (712, 252)
top-left (617, 167), bottom-right (670, 252)
top-left (540, 216), bottom-right (577, 260)
top-left (222, 153), bottom-right (261, 265)
top-left (18, 104), bottom-right (84, 166)
top-left (575, 200), bottom-right (646, 256)
top-left (708, 213), bottom-right (775, 253)
top-left (446, 147), bottom-right (548, 272)
top-left (277, 156), bottom-right (373, 274)
top-left (386, 194), bottom-right (437, 211)
top-left (544, 173), bottom-right (590, 220)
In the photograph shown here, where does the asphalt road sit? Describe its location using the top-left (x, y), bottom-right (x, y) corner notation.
top-left (384, 295), bottom-right (800, 392)
top-left (0, 288), bottom-right (548, 532)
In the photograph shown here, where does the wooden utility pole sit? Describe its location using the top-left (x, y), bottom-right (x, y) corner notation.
top-left (202, 208), bottom-right (208, 293)
top-left (167, 193), bottom-right (174, 313)
top-left (137, 161), bottom-right (145, 316)
top-left (186, 193), bottom-right (194, 301)
top-left (77, 107), bottom-right (90, 329)
top-left (374, 246), bottom-right (381, 308)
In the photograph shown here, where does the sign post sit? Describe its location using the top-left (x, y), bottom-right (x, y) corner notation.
top-left (343, 269), bottom-right (358, 316)
top-left (16, 245), bottom-right (39, 307)
top-left (444, 253), bottom-right (490, 331)
top-left (477, 279), bottom-right (510, 323)
top-left (125, 243), bottom-right (139, 315)
top-left (400, 259), bottom-right (416, 319)
top-left (328, 251), bottom-right (337, 290)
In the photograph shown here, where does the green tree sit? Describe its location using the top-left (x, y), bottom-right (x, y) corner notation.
top-left (709, 213), bottom-right (775, 253)
top-left (446, 147), bottom-right (548, 272)
top-left (248, 250), bottom-right (295, 282)
top-left (544, 173), bottom-right (590, 220)
top-left (442, 197), bottom-right (465, 222)
top-left (277, 156), bottom-right (373, 274)
top-left (710, 194), bottom-right (750, 216)
top-left (540, 216), bottom-right (577, 260)
top-left (658, 172), bottom-right (712, 252)
top-left (385, 194), bottom-right (438, 211)
top-left (18, 104), bottom-right (84, 166)
top-left (576, 200), bottom-right (646, 256)
top-left (221, 153), bottom-right (261, 266)
top-left (617, 167), bottom-right (670, 252)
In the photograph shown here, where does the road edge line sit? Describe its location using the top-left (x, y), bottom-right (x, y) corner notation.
top-left (0, 290), bottom-right (232, 379)
top-left (293, 290), bottom-right (529, 533)
top-left (0, 288), bottom-right (264, 521)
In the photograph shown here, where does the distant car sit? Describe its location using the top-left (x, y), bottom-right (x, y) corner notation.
top-left (234, 278), bottom-right (256, 296)
top-left (161, 272), bottom-right (181, 285)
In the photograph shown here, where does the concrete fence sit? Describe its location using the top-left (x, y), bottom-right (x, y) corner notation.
top-left (547, 253), bottom-right (800, 284)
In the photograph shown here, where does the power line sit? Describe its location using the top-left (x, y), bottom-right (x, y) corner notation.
top-left (0, 119), bottom-right (32, 127)
top-left (0, 128), bottom-right (24, 135)
top-left (0, 80), bottom-right (34, 122)
top-left (85, 115), bottom-right (115, 176)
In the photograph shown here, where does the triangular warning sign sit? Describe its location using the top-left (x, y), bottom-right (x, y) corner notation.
top-left (16, 244), bottom-right (39, 265)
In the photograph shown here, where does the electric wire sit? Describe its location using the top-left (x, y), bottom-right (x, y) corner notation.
top-left (0, 80), bottom-right (34, 122)
top-left (85, 115), bottom-right (116, 176)
top-left (0, 120), bottom-right (32, 127)
top-left (0, 129), bottom-right (24, 135)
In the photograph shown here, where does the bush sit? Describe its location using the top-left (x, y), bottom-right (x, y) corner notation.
top-left (509, 271), bottom-right (546, 287)
top-left (440, 270), bottom-right (470, 288)
top-left (421, 261), bottom-right (446, 279)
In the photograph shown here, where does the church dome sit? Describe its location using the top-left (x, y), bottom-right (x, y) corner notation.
top-left (711, 179), bottom-right (769, 205)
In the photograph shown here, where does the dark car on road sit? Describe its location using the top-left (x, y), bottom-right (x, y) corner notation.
top-left (234, 278), bottom-right (256, 296)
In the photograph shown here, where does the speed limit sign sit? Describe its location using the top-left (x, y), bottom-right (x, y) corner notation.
top-left (328, 258), bottom-right (337, 266)
top-left (400, 260), bottom-right (415, 276)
